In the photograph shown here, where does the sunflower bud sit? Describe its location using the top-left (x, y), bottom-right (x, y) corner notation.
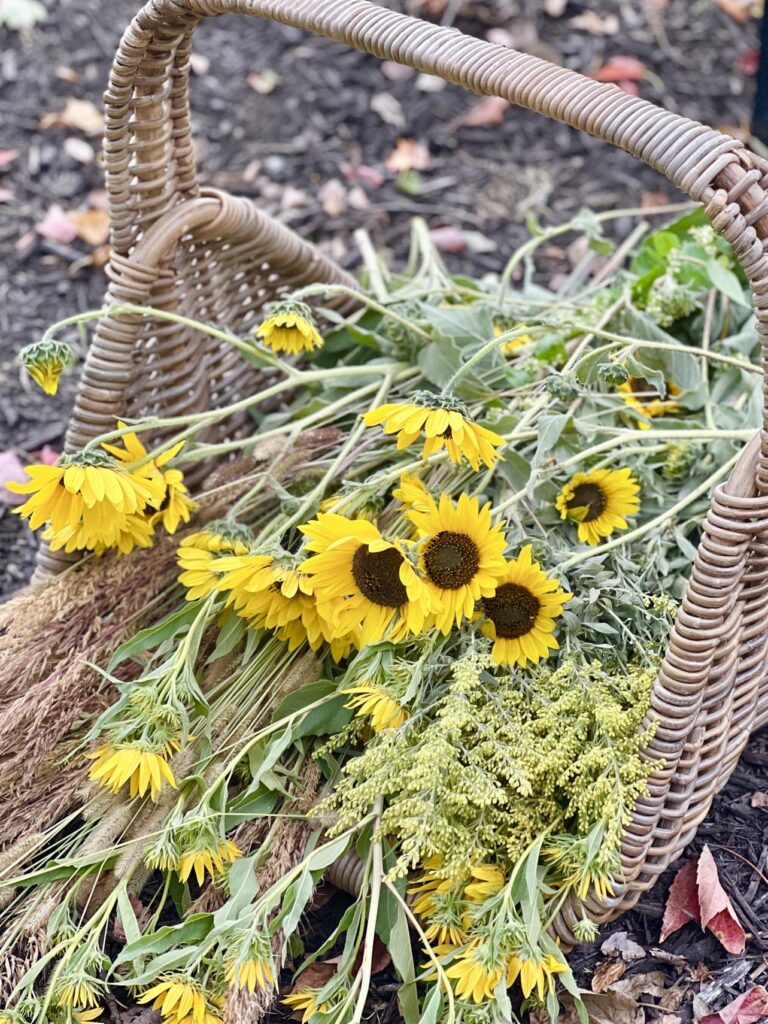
top-left (598, 362), bottom-right (629, 386)
top-left (18, 339), bottom-right (74, 396)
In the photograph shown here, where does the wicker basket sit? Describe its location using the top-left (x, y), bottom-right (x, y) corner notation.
top-left (41, 0), bottom-right (768, 947)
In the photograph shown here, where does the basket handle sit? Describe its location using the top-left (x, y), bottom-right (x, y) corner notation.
top-left (107, 0), bottom-right (768, 481)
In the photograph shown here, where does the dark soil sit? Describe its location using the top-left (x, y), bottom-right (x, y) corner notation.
top-left (1, 0), bottom-right (767, 1018)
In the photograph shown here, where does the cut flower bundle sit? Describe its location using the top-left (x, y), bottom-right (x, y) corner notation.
top-left (0, 208), bottom-right (761, 1024)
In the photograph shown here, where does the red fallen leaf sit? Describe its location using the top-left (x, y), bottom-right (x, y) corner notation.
top-left (385, 138), bottom-right (430, 173)
top-left (700, 986), bottom-right (768, 1024)
top-left (339, 162), bottom-right (385, 189)
top-left (36, 204), bottom-right (78, 244)
top-left (430, 226), bottom-right (466, 253)
top-left (0, 451), bottom-right (28, 505)
top-left (591, 56), bottom-right (648, 83)
top-left (737, 49), bottom-right (760, 76)
top-left (660, 858), bottom-right (700, 941)
top-left (461, 95), bottom-right (509, 127)
top-left (0, 148), bottom-right (18, 170)
top-left (697, 846), bottom-right (745, 954)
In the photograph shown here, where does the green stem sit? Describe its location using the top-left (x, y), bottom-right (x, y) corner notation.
top-left (351, 796), bottom-right (384, 1024)
top-left (289, 283), bottom-right (433, 340)
top-left (440, 326), bottom-right (536, 395)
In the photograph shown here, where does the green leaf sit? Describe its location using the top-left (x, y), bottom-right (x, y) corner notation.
top-left (419, 985), bottom-right (442, 1024)
top-left (223, 787), bottom-right (279, 831)
top-left (116, 887), bottom-right (142, 947)
top-left (280, 867), bottom-right (315, 938)
top-left (417, 339), bottom-right (462, 388)
top-left (112, 914), bottom-right (213, 970)
top-left (108, 603), bottom-right (200, 671)
top-left (270, 680), bottom-right (351, 738)
top-left (707, 260), bottom-right (751, 307)
top-left (214, 855), bottom-right (259, 925)
top-left (305, 832), bottom-right (350, 873)
top-left (384, 902), bottom-right (420, 1024)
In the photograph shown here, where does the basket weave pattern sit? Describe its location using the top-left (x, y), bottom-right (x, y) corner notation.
top-left (48, 0), bottom-right (768, 945)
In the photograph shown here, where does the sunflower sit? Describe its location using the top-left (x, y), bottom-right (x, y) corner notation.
top-left (464, 863), bottom-right (505, 903)
top-left (407, 493), bottom-right (507, 634)
top-left (76, 1012), bottom-right (103, 1024)
top-left (507, 951), bottom-right (568, 1001)
top-left (138, 977), bottom-right (221, 1024)
top-left (87, 743), bottom-right (177, 801)
top-left (282, 991), bottom-right (330, 1023)
top-left (44, 512), bottom-right (155, 556)
top-left (176, 525), bottom-right (252, 600)
top-left (478, 545), bottom-right (570, 669)
top-left (409, 862), bottom-right (466, 947)
top-left (363, 394), bottom-right (504, 471)
top-left (255, 300), bottom-right (324, 355)
top-left (493, 322), bottom-right (532, 357)
top-left (226, 956), bottom-right (275, 994)
top-left (300, 514), bottom-right (433, 645)
top-left (445, 943), bottom-right (506, 1004)
top-left (103, 424), bottom-right (196, 534)
top-left (19, 338), bottom-right (74, 396)
top-left (392, 472), bottom-right (434, 515)
top-left (618, 375), bottom-right (681, 428)
top-left (8, 451), bottom-right (162, 549)
top-left (556, 467), bottom-right (641, 546)
top-left (57, 979), bottom-right (101, 1008)
top-left (344, 683), bottom-right (409, 732)
top-left (177, 838), bottom-right (241, 885)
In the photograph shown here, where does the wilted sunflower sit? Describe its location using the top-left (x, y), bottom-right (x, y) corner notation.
top-left (176, 524), bottom-right (253, 600)
top-left (300, 514), bottom-right (432, 645)
top-left (409, 861), bottom-right (466, 947)
top-left (507, 950), bottom-right (568, 1001)
top-left (407, 493), bottom-right (507, 634)
top-left (227, 955), bottom-right (274, 994)
top-left (138, 977), bottom-right (219, 1024)
top-left (556, 467), bottom-right (640, 546)
top-left (445, 942), bottom-right (506, 1003)
top-left (464, 863), bottom-right (505, 902)
top-left (363, 393), bottom-right (504, 471)
top-left (493, 322), bottom-right (532, 357)
top-left (255, 300), bottom-right (324, 354)
top-left (618, 375), bottom-right (681, 428)
top-left (282, 991), bottom-right (331, 1023)
top-left (87, 742), bottom-right (177, 801)
top-left (19, 338), bottom-right (74, 396)
top-left (392, 472), bottom-right (434, 514)
top-left (344, 682), bottom-right (409, 732)
top-left (177, 837), bottom-right (240, 885)
top-left (479, 545), bottom-right (570, 669)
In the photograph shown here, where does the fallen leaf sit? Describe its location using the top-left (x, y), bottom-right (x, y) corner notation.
top-left (696, 846), bottom-right (745, 954)
top-left (751, 791), bottom-right (768, 808)
top-left (461, 95), bottom-right (509, 127)
top-left (430, 226), bottom-right (467, 253)
top-left (36, 205), bottom-right (78, 244)
top-left (0, 149), bottom-right (18, 170)
top-left (63, 137), bottom-right (96, 165)
top-left (381, 60), bottom-right (415, 81)
top-left (543, 0), bottom-right (567, 15)
top-left (385, 138), bottom-right (430, 173)
top-left (601, 931), bottom-right (646, 962)
top-left (0, 451), bottom-right (28, 504)
top-left (611, 972), bottom-right (667, 1002)
top-left (0, 0), bottom-right (47, 29)
top-left (189, 53), bottom-right (210, 76)
top-left (55, 65), bottom-right (80, 83)
top-left (737, 49), bottom-right (760, 76)
top-left (317, 179), bottom-right (347, 218)
top-left (660, 858), bottom-right (700, 942)
top-left (570, 11), bottom-right (620, 34)
top-left (370, 92), bottom-right (405, 129)
top-left (591, 56), bottom-right (648, 83)
top-left (0, 187), bottom-right (14, 203)
top-left (40, 97), bottom-right (104, 136)
top-left (700, 987), bottom-right (768, 1024)
top-left (69, 209), bottom-right (110, 246)
top-left (713, 0), bottom-right (752, 22)
top-left (246, 69), bottom-right (279, 94)
top-left (592, 960), bottom-right (628, 993)
top-left (562, 991), bottom-right (643, 1024)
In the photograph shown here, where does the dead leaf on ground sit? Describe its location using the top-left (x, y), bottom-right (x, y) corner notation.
top-left (246, 69), bottom-right (279, 94)
top-left (561, 990), bottom-right (643, 1024)
top-left (611, 971), bottom-right (667, 1002)
top-left (713, 0), bottom-right (754, 22)
top-left (69, 208), bottom-right (110, 246)
top-left (370, 92), bottom-right (405, 130)
top-left (385, 138), bottom-right (430, 173)
top-left (591, 56), bottom-right (648, 83)
top-left (700, 987), bottom-right (768, 1024)
top-left (40, 97), bottom-right (104, 136)
top-left (601, 931), bottom-right (646, 962)
top-left (570, 11), bottom-right (620, 34)
top-left (0, 149), bottom-right (18, 170)
top-left (318, 179), bottom-right (348, 218)
top-left (36, 204), bottom-right (78, 244)
top-left (461, 96), bottom-right (509, 127)
top-left (661, 846), bottom-right (745, 955)
top-left (592, 960), bottom-right (628, 993)
top-left (750, 791), bottom-right (768, 808)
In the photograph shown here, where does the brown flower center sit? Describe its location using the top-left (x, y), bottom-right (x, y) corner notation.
top-left (352, 545), bottom-right (408, 607)
top-left (423, 531), bottom-right (480, 589)
top-left (628, 376), bottom-right (661, 405)
top-left (484, 583), bottom-right (540, 639)
top-left (567, 482), bottom-right (606, 523)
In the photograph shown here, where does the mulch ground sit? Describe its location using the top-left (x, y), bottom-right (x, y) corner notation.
top-left (1, 0), bottom-right (767, 1019)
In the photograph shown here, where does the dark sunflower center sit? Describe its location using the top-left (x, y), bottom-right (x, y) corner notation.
top-left (423, 531), bottom-right (480, 589)
top-left (567, 483), bottom-right (606, 522)
top-left (628, 376), bottom-right (661, 405)
top-left (351, 545), bottom-right (408, 607)
top-left (440, 425), bottom-right (453, 439)
top-left (484, 583), bottom-right (540, 639)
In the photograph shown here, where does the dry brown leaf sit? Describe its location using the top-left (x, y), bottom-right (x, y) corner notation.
top-left (0, 149), bottom-right (18, 170)
top-left (601, 931), bottom-right (646, 961)
top-left (69, 208), bottom-right (110, 246)
top-left (462, 95), bottom-right (509, 127)
top-left (370, 91), bottom-right (405, 129)
top-left (318, 179), bottom-right (347, 218)
top-left (36, 204), bottom-right (78, 244)
top-left (40, 97), bottom-right (104, 136)
top-left (592, 960), bottom-right (628, 993)
top-left (751, 791), bottom-right (768, 808)
top-left (385, 138), bottom-right (430, 173)
top-left (570, 11), bottom-right (620, 34)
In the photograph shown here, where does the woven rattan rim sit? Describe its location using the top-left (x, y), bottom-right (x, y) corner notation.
top-left (50, 0), bottom-right (768, 945)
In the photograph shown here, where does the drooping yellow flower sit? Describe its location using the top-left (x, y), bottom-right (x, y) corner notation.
top-left (479, 545), bottom-right (571, 669)
top-left (363, 397), bottom-right (503, 471)
top-left (255, 301), bottom-right (324, 355)
top-left (57, 979), bottom-right (100, 1008)
top-left (407, 493), bottom-right (507, 634)
top-left (19, 339), bottom-right (74, 396)
top-left (87, 743), bottom-right (177, 801)
top-left (8, 453), bottom-right (163, 550)
top-left (464, 863), bottom-right (505, 903)
top-left (177, 838), bottom-right (241, 886)
top-left (300, 514), bottom-right (434, 646)
top-left (409, 862), bottom-right (466, 946)
top-left (344, 683), bottom-right (409, 732)
top-left (507, 951), bottom-right (568, 1001)
top-left (138, 976), bottom-right (221, 1024)
top-left (44, 512), bottom-right (155, 556)
top-left (494, 322), bottom-right (532, 357)
top-left (618, 375), bottom-right (681, 428)
top-left (102, 424), bottom-right (196, 535)
top-left (176, 525), bottom-right (252, 600)
top-left (392, 472), bottom-right (434, 515)
top-left (226, 955), bottom-right (274, 994)
top-left (76, 1011), bottom-right (103, 1024)
top-left (445, 943), bottom-right (506, 1004)
top-left (282, 990), bottom-right (330, 1022)
top-left (556, 467), bottom-right (641, 547)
